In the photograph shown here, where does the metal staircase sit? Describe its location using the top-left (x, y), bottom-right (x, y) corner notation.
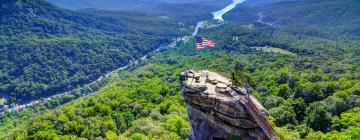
top-left (237, 89), bottom-right (283, 140)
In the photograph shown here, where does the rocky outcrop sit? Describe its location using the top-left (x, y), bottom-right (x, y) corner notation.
top-left (180, 70), bottom-right (282, 140)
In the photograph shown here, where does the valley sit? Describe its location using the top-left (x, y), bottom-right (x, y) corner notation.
top-left (0, 0), bottom-right (360, 139)
top-left (0, 0), bottom-right (192, 106)
top-left (0, 0), bottom-right (239, 117)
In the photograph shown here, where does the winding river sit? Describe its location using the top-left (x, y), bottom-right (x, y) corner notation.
top-left (193, 0), bottom-right (246, 36)
top-left (213, 0), bottom-right (247, 21)
top-left (1, 0), bottom-right (246, 116)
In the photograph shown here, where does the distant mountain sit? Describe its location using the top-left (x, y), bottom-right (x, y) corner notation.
top-left (46, 0), bottom-right (155, 10)
top-left (46, 0), bottom-right (232, 25)
top-left (243, 0), bottom-right (297, 7)
top-left (46, 0), bottom-right (231, 11)
top-left (225, 0), bottom-right (360, 38)
top-left (0, 0), bottom-right (183, 103)
top-left (254, 0), bottom-right (358, 25)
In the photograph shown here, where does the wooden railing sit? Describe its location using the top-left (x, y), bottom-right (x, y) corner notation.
top-left (236, 88), bottom-right (283, 140)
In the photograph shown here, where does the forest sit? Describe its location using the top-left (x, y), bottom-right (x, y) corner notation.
top-left (2, 20), bottom-right (359, 139)
top-left (225, 0), bottom-right (360, 40)
top-left (0, 0), bottom-right (359, 139)
top-left (0, 0), bottom-right (192, 103)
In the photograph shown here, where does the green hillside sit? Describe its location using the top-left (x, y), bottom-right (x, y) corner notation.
top-left (225, 0), bottom-right (360, 40)
top-left (0, 0), bottom-right (186, 103)
top-left (47, 0), bottom-right (232, 25)
top-left (257, 0), bottom-right (360, 27)
top-left (2, 21), bottom-right (360, 139)
top-left (1, 0), bottom-right (360, 139)
top-left (46, 0), bottom-right (231, 11)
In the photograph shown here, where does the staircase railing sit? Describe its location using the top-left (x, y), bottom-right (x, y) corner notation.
top-left (236, 88), bottom-right (283, 140)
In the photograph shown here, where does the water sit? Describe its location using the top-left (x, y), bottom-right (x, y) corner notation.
top-left (192, 0), bottom-right (246, 36)
top-left (1, 0), bottom-right (247, 116)
top-left (257, 12), bottom-right (276, 26)
top-left (192, 21), bottom-right (207, 36)
top-left (212, 0), bottom-right (246, 21)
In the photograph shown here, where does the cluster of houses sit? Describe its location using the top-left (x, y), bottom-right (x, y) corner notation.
top-left (0, 37), bottom-right (187, 117)
top-left (0, 88), bottom-right (95, 117)
top-left (0, 100), bottom-right (40, 116)
top-left (0, 95), bottom-right (59, 116)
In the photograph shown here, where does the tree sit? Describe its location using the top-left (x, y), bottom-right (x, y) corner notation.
top-left (305, 131), bottom-right (324, 140)
top-left (305, 102), bottom-right (332, 131)
top-left (278, 84), bottom-right (292, 99)
top-left (289, 98), bottom-right (306, 122)
top-left (324, 97), bottom-right (347, 116)
top-left (269, 102), bottom-right (297, 126)
top-left (131, 133), bottom-right (149, 140)
top-left (262, 95), bottom-right (285, 109)
top-left (277, 68), bottom-right (290, 84)
top-left (231, 60), bottom-right (256, 88)
top-left (105, 131), bottom-right (118, 140)
top-left (165, 116), bottom-right (190, 139)
top-left (295, 82), bottom-right (324, 104)
top-left (275, 126), bottom-right (301, 140)
top-left (331, 107), bottom-right (360, 131)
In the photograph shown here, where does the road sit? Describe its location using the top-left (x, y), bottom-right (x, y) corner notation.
top-left (1, 0), bottom-right (244, 116)
top-left (0, 37), bottom-right (186, 116)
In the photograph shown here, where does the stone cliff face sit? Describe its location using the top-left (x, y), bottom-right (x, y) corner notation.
top-left (180, 70), bottom-right (282, 140)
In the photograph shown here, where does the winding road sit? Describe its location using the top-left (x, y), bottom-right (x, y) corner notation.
top-left (1, 0), bottom-right (245, 116)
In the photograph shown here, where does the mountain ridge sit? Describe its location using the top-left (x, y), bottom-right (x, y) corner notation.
top-left (224, 0), bottom-right (360, 39)
top-left (46, 0), bottom-right (231, 10)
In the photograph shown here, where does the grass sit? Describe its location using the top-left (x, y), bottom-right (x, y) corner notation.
top-left (251, 46), bottom-right (297, 56)
top-left (0, 98), bottom-right (5, 106)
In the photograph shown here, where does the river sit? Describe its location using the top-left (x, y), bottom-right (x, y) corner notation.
top-left (192, 0), bottom-right (246, 36)
top-left (1, 0), bottom-right (245, 116)
top-left (213, 0), bottom-right (247, 21)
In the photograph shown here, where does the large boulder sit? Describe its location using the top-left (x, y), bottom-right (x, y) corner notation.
top-left (180, 70), bottom-right (281, 140)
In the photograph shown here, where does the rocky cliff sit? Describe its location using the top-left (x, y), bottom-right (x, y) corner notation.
top-left (180, 70), bottom-right (282, 140)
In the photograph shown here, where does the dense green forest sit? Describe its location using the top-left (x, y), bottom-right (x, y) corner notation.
top-left (1, 0), bottom-right (360, 139)
top-left (47, 0), bottom-right (231, 11)
top-left (2, 21), bottom-right (359, 139)
top-left (225, 0), bottom-right (360, 40)
top-left (47, 0), bottom-right (231, 25)
top-left (0, 0), bottom-right (192, 103)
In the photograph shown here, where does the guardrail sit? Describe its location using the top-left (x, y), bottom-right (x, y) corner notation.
top-left (237, 88), bottom-right (283, 140)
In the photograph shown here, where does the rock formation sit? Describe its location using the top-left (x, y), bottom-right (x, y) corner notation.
top-left (180, 70), bottom-right (282, 140)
